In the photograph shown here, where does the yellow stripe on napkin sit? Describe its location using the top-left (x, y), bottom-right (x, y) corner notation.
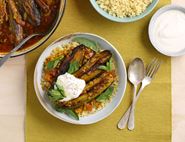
top-left (26, 0), bottom-right (171, 142)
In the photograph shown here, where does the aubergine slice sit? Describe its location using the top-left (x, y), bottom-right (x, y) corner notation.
top-left (46, 45), bottom-right (95, 90)
top-left (80, 68), bottom-right (103, 82)
top-left (58, 45), bottom-right (95, 75)
top-left (35, 0), bottom-right (50, 13)
top-left (8, 0), bottom-right (25, 26)
top-left (50, 45), bottom-right (95, 86)
top-left (16, 0), bottom-right (26, 18)
top-left (8, 3), bottom-right (23, 44)
top-left (0, 0), bottom-right (8, 24)
top-left (82, 71), bottom-right (110, 93)
top-left (57, 45), bottom-right (85, 75)
top-left (58, 71), bottom-right (115, 108)
top-left (22, 0), bottom-right (41, 26)
top-left (74, 50), bottom-right (112, 78)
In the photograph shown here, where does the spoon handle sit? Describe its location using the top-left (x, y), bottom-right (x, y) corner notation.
top-left (0, 34), bottom-right (40, 67)
top-left (117, 85), bottom-right (137, 129)
top-left (127, 85), bottom-right (137, 130)
top-left (117, 106), bottom-right (131, 129)
top-left (118, 83), bottom-right (147, 130)
top-left (128, 84), bottom-right (146, 130)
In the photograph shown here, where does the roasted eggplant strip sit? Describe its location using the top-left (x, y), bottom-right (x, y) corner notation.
top-left (58, 45), bottom-right (95, 75)
top-left (58, 45), bottom-right (85, 75)
top-left (74, 50), bottom-right (112, 78)
top-left (0, 0), bottom-right (8, 24)
top-left (8, 0), bottom-right (25, 26)
top-left (44, 45), bottom-right (86, 90)
top-left (51, 45), bottom-right (95, 86)
top-left (35, 0), bottom-right (50, 13)
top-left (8, 3), bottom-right (23, 43)
top-left (82, 71), bottom-right (111, 93)
top-left (69, 46), bottom-right (86, 68)
top-left (82, 47), bottom-right (96, 65)
top-left (22, 0), bottom-right (41, 26)
top-left (58, 71), bottom-right (115, 108)
top-left (70, 46), bottom-right (96, 71)
top-left (80, 69), bottom-right (103, 82)
top-left (16, 0), bottom-right (26, 18)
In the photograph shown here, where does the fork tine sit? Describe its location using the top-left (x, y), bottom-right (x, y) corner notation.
top-left (146, 58), bottom-right (156, 73)
top-left (148, 61), bottom-right (158, 78)
top-left (146, 58), bottom-right (158, 77)
top-left (151, 61), bottom-right (161, 78)
top-left (148, 59), bottom-right (159, 77)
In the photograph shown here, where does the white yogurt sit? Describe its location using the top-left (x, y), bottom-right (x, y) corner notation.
top-left (56, 73), bottom-right (86, 102)
top-left (152, 10), bottom-right (185, 53)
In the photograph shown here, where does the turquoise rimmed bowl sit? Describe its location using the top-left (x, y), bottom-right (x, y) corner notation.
top-left (90, 0), bottom-right (159, 22)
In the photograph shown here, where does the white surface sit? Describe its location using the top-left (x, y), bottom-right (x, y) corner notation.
top-left (171, 1), bottom-right (185, 142)
top-left (0, 0), bottom-right (185, 141)
top-left (0, 56), bottom-right (26, 142)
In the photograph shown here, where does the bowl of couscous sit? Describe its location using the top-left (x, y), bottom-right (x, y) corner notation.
top-left (90, 0), bottom-right (159, 22)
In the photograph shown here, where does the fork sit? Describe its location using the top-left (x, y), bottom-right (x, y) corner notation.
top-left (118, 58), bottom-right (161, 130)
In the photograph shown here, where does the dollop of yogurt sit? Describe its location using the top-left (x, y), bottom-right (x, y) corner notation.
top-left (153, 10), bottom-right (185, 53)
top-left (56, 73), bottom-right (86, 102)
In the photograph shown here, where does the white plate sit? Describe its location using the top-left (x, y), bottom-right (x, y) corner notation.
top-left (34, 33), bottom-right (127, 125)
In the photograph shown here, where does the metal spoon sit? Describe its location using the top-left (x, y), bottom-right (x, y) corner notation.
top-left (0, 34), bottom-right (41, 67)
top-left (127, 58), bottom-right (145, 130)
top-left (118, 58), bottom-right (145, 130)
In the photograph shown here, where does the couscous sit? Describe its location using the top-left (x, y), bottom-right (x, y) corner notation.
top-left (96, 0), bottom-right (153, 18)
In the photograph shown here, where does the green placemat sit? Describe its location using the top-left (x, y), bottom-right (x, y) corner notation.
top-left (26, 0), bottom-right (171, 142)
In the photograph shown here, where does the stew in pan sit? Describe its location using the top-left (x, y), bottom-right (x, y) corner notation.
top-left (0, 0), bottom-right (60, 52)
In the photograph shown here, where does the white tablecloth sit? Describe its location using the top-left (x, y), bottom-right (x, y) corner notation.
top-left (1, 1), bottom-right (185, 141)
top-left (0, 56), bottom-right (25, 142)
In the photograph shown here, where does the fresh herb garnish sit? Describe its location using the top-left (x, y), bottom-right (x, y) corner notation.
top-left (49, 89), bottom-right (65, 101)
top-left (46, 56), bottom-right (64, 70)
top-left (56, 84), bottom-right (65, 96)
top-left (98, 58), bottom-right (113, 71)
top-left (72, 37), bottom-right (100, 52)
top-left (48, 84), bottom-right (65, 102)
top-left (67, 61), bottom-right (80, 74)
top-left (56, 107), bottom-right (79, 120)
top-left (96, 86), bottom-right (114, 102)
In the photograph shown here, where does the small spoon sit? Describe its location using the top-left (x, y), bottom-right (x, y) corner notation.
top-left (127, 58), bottom-right (145, 130)
top-left (118, 58), bottom-right (145, 130)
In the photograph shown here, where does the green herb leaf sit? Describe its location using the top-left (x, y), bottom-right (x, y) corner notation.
top-left (56, 84), bottom-right (65, 97)
top-left (47, 61), bottom-right (55, 69)
top-left (98, 65), bottom-right (109, 70)
top-left (96, 86), bottom-right (114, 102)
top-left (98, 58), bottom-right (113, 71)
top-left (67, 61), bottom-right (80, 74)
top-left (46, 56), bottom-right (64, 70)
top-left (72, 37), bottom-right (100, 52)
top-left (49, 89), bottom-right (65, 101)
top-left (56, 108), bottom-right (79, 120)
top-left (107, 58), bottom-right (113, 70)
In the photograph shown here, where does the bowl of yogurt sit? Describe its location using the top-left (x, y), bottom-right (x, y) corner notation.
top-left (149, 5), bottom-right (185, 56)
